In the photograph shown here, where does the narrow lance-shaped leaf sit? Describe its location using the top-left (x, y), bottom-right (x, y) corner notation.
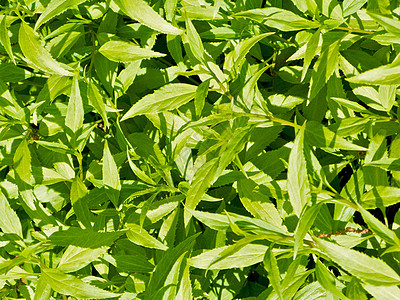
top-left (302, 28), bottom-right (320, 81)
top-left (314, 237), bottom-right (400, 285)
top-left (264, 247), bottom-right (283, 300)
top-left (287, 125), bottom-right (309, 216)
top-left (357, 204), bottom-right (400, 247)
top-left (126, 223), bottom-right (168, 250)
top-left (316, 259), bottom-right (350, 299)
top-left (233, 7), bottom-right (319, 31)
top-left (70, 176), bottom-right (92, 229)
top-left (34, 0), bottom-right (87, 30)
top-left (103, 140), bottom-right (121, 207)
top-left (121, 83), bottom-right (197, 121)
top-left (304, 121), bottom-right (367, 151)
top-left (346, 58), bottom-right (400, 85)
top-left (0, 16), bottom-right (16, 64)
top-left (184, 16), bottom-right (205, 63)
top-left (99, 40), bottom-right (166, 63)
top-left (0, 191), bottom-right (23, 237)
top-left (237, 178), bottom-right (283, 227)
top-left (18, 22), bottom-right (73, 76)
top-left (364, 158), bottom-right (400, 171)
top-left (360, 186), bottom-right (400, 209)
top-left (42, 267), bottom-right (119, 298)
top-left (65, 74), bottom-right (84, 134)
top-left (113, 0), bottom-right (183, 35)
top-left (58, 246), bottom-right (107, 273)
top-left (87, 81), bottom-right (109, 129)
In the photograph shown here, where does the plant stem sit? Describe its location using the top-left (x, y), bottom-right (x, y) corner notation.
top-left (335, 26), bottom-right (376, 34)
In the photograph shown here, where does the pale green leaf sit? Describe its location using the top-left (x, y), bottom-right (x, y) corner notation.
top-left (362, 283), bottom-right (400, 300)
top-left (346, 61), bottom-right (400, 85)
top-left (234, 8), bottom-right (319, 31)
top-left (113, 0), bottom-right (183, 35)
top-left (0, 16), bottom-right (16, 64)
top-left (99, 40), bottom-right (166, 62)
top-left (121, 83), bottom-right (197, 121)
top-left (42, 267), bottom-right (118, 298)
top-left (189, 243), bottom-right (268, 270)
top-left (19, 22), bottom-right (73, 76)
top-left (34, 0), bottom-right (86, 30)
top-left (304, 121), bottom-right (368, 150)
top-left (126, 223), bottom-right (168, 250)
top-left (368, 11), bottom-right (400, 37)
top-left (316, 260), bottom-right (349, 299)
top-left (364, 158), bottom-right (400, 171)
top-left (314, 237), bottom-right (400, 285)
top-left (87, 81), bottom-right (109, 129)
top-left (103, 140), bottom-right (121, 207)
top-left (237, 178), bottom-right (283, 227)
top-left (0, 191), bottom-right (22, 237)
top-left (264, 247), bottom-right (283, 300)
top-left (358, 204), bottom-right (400, 246)
top-left (184, 16), bottom-right (205, 63)
top-left (287, 125), bottom-right (309, 216)
top-left (65, 74), bottom-right (84, 134)
top-left (58, 246), bottom-right (107, 273)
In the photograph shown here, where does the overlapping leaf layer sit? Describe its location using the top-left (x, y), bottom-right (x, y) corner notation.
top-left (1, 0), bottom-right (400, 298)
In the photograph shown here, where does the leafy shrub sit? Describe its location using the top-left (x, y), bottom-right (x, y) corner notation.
top-left (1, 0), bottom-right (400, 299)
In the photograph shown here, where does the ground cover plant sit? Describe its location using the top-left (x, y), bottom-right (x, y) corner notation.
top-left (1, 0), bottom-right (400, 298)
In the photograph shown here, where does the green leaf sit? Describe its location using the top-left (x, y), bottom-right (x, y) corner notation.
top-left (99, 40), bottom-right (166, 62)
top-left (0, 16), bottom-right (16, 64)
top-left (18, 22), bottom-right (73, 76)
top-left (360, 186), bottom-right (400, 209)
top-left (65, 74), bottom-right (84, 134)
top-left (237, 178), bottom-right (283, 227)
top-left (357, 204), bottom-right (400, 246)
top-left (87, 81), bottom-right (109, 129)
top-left (302, 28), bottom-right (320, 81)
top-left (110, 255), bottom-right (155, 273)
top-left (34, 275), bottom-right (52, 300)
top-left (121, 83), bottom-right (197, 121)
top-left (294, 203), bottom-right (323, 257)
top-left (126, 223), bottom-right (168, 250)
top-left (316, 260), bottom-right (349, 299)
top-left (314, 237), bottom-right (400, 285)
top-left (264, 247), bottom-right (283, 300)
top-left (34, 0), bottom-right (87, 30)
top-left (362, 283), bottom-right (400, 300)
top-left (147, 233), bottom-right (199, 296)
top-left (48, 227), bottom-right (125, 248)
top-left (194, 79), bottom-right (210, 118)
top-left (343, 0), bottom-right (368, 17)
top-left (308, 33), bottom-right (343, 99)
top-left (103, 140), bottom-right (121, 207)
top-left (304, 121), bottom-right (367, 150)
top-left (113, 0), bottom-right (183, 35)
top-left (42, 267), bottom-right (118, 298)
top-left (364, 158), bottom-right (400, 171)
top-left (0, 191), bottom-right (22, 238)
top-left (288, 125), bottom-right (309, 216)
top-left (234, 8), bottom-right (319, 31)
top-left (58, 246), bottom-right (107, 273)
top-left (184, 16), bottom-right (205, 63)
top-left (184, 158), bottom-right (219, 221)
top-left (189, 243), bottom-right (268, 270)
top-left (70, 176), bottom-right (92, 229)
top-left (346, 60), bottom-right (400, 85)
top-left (224, 32), bottom-right (273, 76)
top-left (368, 11), bottom-right (400, 37)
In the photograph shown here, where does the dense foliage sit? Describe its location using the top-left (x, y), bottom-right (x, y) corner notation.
top-left (1, 0), bottom-right (400, 298)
